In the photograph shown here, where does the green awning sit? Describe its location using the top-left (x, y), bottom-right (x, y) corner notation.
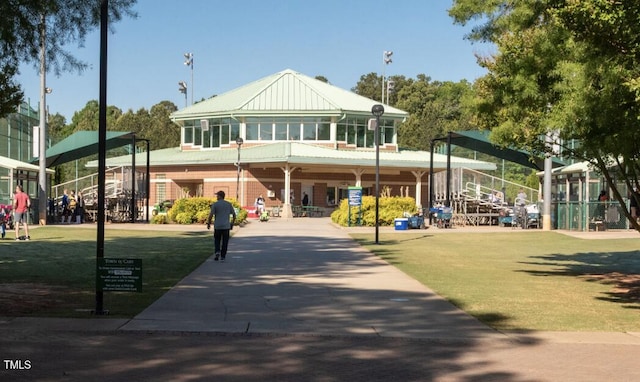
top-left (440, 130), bottom-right (565, 170)
top-left (32, 131), bottom-right (135, 167)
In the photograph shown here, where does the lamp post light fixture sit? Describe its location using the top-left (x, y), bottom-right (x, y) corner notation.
top-left (184, 52), bottom-right (194, 105)
top-left (235, 137), bottom-right (244, 201)
top-left (381, 50), bottom-right (393, 103)
top-left (371, 104), bottom-right (384, 244)
top-left (178, 81), bottom-right (187, 107)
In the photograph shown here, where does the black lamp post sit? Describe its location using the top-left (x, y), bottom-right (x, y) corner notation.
top-left (371, 104), bottom-right (384, 244)
top-left (236, 137), bottom-right (244, 201)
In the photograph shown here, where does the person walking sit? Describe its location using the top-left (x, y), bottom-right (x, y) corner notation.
top-left (13, 184), bottom-right (30, 240)
top-left (206, 190), bottom-right (237, 262)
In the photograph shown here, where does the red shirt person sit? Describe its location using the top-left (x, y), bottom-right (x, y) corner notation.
top-left (12, 185), bottom-right (30, 240)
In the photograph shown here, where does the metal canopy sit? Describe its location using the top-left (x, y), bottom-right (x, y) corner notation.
top-left (32, 131), bottom-right (135, 167)
top-left (440, 130), bottom-right (565, 171)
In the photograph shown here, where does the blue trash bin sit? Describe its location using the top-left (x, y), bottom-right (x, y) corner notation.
top-left (394, 218), bottom-right (409, 231)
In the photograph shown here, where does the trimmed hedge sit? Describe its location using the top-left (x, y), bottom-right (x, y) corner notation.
top-left (330, 196), bottom-right (417, 227)
top-left (166, 197), bottom-right (248, 225)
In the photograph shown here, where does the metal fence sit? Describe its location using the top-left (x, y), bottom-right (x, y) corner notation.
top-left (553, 201), bottom-right (628, 231)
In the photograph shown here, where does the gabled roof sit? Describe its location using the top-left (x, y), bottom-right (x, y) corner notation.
top-left (171, 69), bottom-right (408, 121)
top-left (87, 142), bottom-right (496, 172)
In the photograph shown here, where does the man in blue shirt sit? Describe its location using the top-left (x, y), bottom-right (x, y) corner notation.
top-left (206, 191), bottom-right (237, 262)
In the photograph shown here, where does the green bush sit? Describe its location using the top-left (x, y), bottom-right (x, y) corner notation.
top-left (150, 214), bottom-right (168, 224)
top-left (331, 196), bottom-right (417, 227)
top-left (166, 197), bottom-right (248, 225)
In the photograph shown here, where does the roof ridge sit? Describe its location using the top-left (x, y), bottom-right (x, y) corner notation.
top-left (237, 69), bottom-right (341, 111)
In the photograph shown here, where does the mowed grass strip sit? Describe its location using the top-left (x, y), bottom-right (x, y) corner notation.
top-left (0, 226), bottom-right (213, 317)
top-left (352, 231), bottom-right (640, 331)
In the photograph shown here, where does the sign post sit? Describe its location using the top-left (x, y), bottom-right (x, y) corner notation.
top-left (348, 186), bottom-right (363, 227)
top-left (97, 258), bottom-right (142, 292)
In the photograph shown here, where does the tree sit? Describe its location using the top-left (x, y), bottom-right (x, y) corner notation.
top-left (449, 0), bottom-right (640, 230)
top-left (0, 0), bottom-right (137, 117)
top-left (147, 101), bottom-right (180, 150)
top-left (0, 63), bottom-right (23, 116)
top-left (394, 75), bottom-right (474, 150)
top-left (352, 72), bottom-right (383, 102)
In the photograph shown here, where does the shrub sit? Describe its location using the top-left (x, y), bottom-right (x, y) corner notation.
top-left (150, 214), bottom-right (168, 224)
top-left (331, 196), bottom-right (417, 227)
top-left (166, 196), bottom-right (248, 225)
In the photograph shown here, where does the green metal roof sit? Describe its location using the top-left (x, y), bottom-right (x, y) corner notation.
top-left (171, 69), bottom-right (409, 121)
top-left (34, 131), bottom-right (135, 167)
top-left (87, 142), bottom-right (496, 171)
top-left (443, 130), bottom-right (566, 170)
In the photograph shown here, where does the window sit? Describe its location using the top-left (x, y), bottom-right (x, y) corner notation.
top-left (246, 118), bottom-right (259, 140)
top-left (183, 117), bottom-right (240, 147)
top-left (341, 116), bottom-right (394, 148)
top-left (289, 120), bottom-right (301, 140)
top-left (275, 119), bottom-right (288, 140)
top-left (193, 123), bottom-right (202, 146)
top-left (156, 174), bottom-right (166, 203)
top-left (318, 119), bottom-right (330, 140)
top-left (183, 121), bottom-right (194, 144)
top-left (260, 120), bottom-right (273, 141)
top-left (302, 118), bottom-right (316, 140)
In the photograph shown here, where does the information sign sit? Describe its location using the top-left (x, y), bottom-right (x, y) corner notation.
top-left (97, 258), bottom-right (142, 292)
top-left (348, 187), bottom-right (362, 206)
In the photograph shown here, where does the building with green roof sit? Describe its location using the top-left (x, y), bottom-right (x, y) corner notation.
top-left (103, 69), bottom-right (494, 218)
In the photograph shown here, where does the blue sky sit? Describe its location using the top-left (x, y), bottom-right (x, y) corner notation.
top-left (17, 0), bottom-right (492, 122)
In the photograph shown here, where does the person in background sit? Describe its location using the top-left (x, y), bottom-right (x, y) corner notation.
top-left (254, 194), bottom-right (265, 214)
top-left (302, 192), bottom-right (309, 207)
top-left (61, 189), bottom-right (70, 223)
top-left (630, 187), bottom-right (639, 223)
top-left (515, 188), bottom-right (527, 206)
top-left (206, 190), bottom-right (237, 262)
top-left (0, 204), bottom-right (7, 239)
top-left (74, 190), bottom-right (85, 224)
top-left (598, 190), bottom-right (609, 202)
top-left (13, 184), bottom-right (30, 240)
top-left (67, 190), bottom-right (76, 223)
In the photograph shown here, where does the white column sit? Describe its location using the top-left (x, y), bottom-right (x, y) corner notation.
top-left (412, 170), bottom-right (426, 209)
top-left (351, 168), bottom-right (365, 187)
top-left (280, 164), bottom-right (297, 218)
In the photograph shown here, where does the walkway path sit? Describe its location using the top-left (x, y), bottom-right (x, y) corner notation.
top-left (1, 217), bottom-right (640, 381)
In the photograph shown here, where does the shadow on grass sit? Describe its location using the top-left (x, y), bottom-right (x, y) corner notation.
top-left (0, 227), bottom-right (214, 317)
top-left (521, 250), bottom-right (640, 308)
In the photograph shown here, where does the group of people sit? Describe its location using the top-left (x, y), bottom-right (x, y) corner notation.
top-left (59, 189), bottom-right (85, 224)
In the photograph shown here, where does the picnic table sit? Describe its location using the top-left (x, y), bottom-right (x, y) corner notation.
top-left (290, 205), bottom-right (324, 217)
top-left (302, 205), bottom-right (323, 217)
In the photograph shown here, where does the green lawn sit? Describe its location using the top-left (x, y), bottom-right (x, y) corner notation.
top-left (3, 226), bottom-right (640, 332)
top-left (0, 226), bottom-right (212, 318)
top-left (352, 231), bottom-right (640, 331)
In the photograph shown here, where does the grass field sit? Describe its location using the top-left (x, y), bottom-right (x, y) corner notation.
top-left (352, 231), bottom-right (640, 331)
top-left (2, 225), bottom-right (640, 331)
top-left (0, 226), bottom-right (212, 318)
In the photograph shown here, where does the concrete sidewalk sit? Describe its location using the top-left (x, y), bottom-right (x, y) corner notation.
top-left (2, 217), bottom-right (640, 381)
top-left (120, 217), bottom-right (502, 339)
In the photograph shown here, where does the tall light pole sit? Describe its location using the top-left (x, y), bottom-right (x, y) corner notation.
top-left (235, 137), bottom-right (244, 202)
top-left (184, 52), bottom-right (193, 105)
top-left (178, 81), bottom-right (187, 108)
top-left (372, 104), bottom-right (384, 244)
top-left (38, 13), bottom-right (47, 226)
top-left (381, 50), bottom-right (392, 103)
